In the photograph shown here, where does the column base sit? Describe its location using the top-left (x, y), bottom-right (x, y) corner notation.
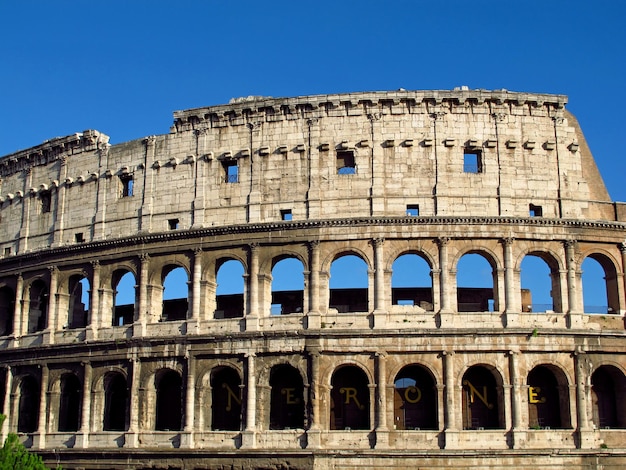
top-left (306, 312), bottom-right (321, 329)
top-left (306, 428), bottom-right (321, 449)
top-left (567, 312), bottom-right (584, 329)
top-left (504, 312), bottom-right (520, 327)
top-left (443, 429), bottom-right (461, 449)
top-left (124, 431), bottom-right (139, 448)
top-left (577, 428), bottom-right (596, 449)
top-left (179, 431), bottom-right (194, 448)
top-left (372, 310), bottom-right (388, 328)
top-left (511, 429), bottom-right (527, 449)
top-left (245, 315), bottom-right (259, 331)
top-left (374, 428), bottom-right (389, 448)
top-left (241, 430), bottom-right (257, 448)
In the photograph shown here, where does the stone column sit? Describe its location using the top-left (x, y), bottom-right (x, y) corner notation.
top-left (306, 241), bottom-right (321, 329)
top-left (307, 349), bottom-right (322, 437)
top-left (126, 357), bottom-right (141, 448)
top-left (443, 350), bottom-right (460, 448)
top-left (13, 274), bottom-right (24, 340)
top-left (509, 351), bottom-right (523, 431)
top-left (182, 352), bottom-right (196, 448)
top-left (502, 238), bottom-right (517, 324)
top-left (37, 364), bottom-right (49, 449)
top-left (89, 261), bottom-right (101, 338)
top-left (242, 353), bottom-right (257, 448)
top-left (372, 238), bottom-right (386, 316)
top-left (564, 240), bottom-right (583, 327)
top-left (619, 242), bottom-right (626, 314)
top-left (136, 254), bottom-right (149, 337)
top-left (437, 238), bottom-right (453, 327)
top-left (246, 244), bottom-right (259, 331)
top-left (47, 266), bottom-right (58, 343)
top-left (1, 367), bottom-right (12, 441)
top-left (574, 350), bottom-right (594, 448)
top-left (191, 249), bottom-right (202, 330)
top-left (375, 351), bottom-right (389, 448)
top-left (80, 361), bottom-right (92, 447)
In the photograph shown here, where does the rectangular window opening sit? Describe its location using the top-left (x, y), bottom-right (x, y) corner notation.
top-left (41, 192), bottom-right (51, 213)
top-left (336, 150), bottom-right (356, 175)
top-left (529, 204), bottom-right (543, 217)
top-left (120, 175), bottom-right (134, 197)
top-left (75, 233), bottom-right (84, 243)
top-left (168, 218), bottom-right (179, 230)
top-left (280, 209), bottom-right (292, 221)
top-left (3, 247), bottom-right (11, 257)
top-left (222, 160), bottom-right (239, 183)
top-left (406, 204), bottom-right (419, 216)
top-left (463, 150), bottom-right (482, 173)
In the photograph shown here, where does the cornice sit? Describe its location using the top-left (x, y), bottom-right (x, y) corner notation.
top-left (1, 216), bottom-right (624, 270)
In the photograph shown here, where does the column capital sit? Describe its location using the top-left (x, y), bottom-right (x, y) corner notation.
top-left (371, 237), bottom-right (385, 247)
top-left (563, 239), bottom-right (577, 249)
top-left (436, 236), bottom-right (450, 247)
top-left (90, 260), bottom-right (100, 269)
top-left (307, 240), bottom-right (320, 251)
top-left (139, 253), bottom-right (150, 262)
top-left (248, 243), bottom-right (259, 253)
top-left (620, 241), bottom-right (626, 254)
top-left (501, 237), bottom-right (515, 246)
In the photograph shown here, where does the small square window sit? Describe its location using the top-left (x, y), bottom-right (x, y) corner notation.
top-left (529, 204), bottom-right (543, 217)
top-left (280, 209), bottom-right (292, 221)
top-left (168, 218), bottom-right (179, 230)
top-left (120, 174), bottom-right (134, 197)
top-left (337, 150), bottom-right (356, 174)
top-left (75, 233), bottom-right (84, 243)
top-left (406, 204), bottom-right (419, 216)
top-left (40, 191), bottom-right (51, 213)
top-left (222, 160), bottom-right (239, 183)
top-left (463, 150), bottom-right (482, 173)
top-left (3, 247), bottom-right (11, 257)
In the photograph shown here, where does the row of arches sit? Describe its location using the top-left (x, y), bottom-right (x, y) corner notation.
top-left (0, 245), bottom-right (620, 336)
top-left (8, 362), bottom-right (625, 435)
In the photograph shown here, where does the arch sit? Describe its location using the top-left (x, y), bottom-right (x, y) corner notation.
top-left (58, 373), bottom-right (81, 432)
top-left (161, 265), bottom-right (189, 321)
top-left (67, 274), bottom-right (89, 329)
top-left (269, 364), bottom-right (305, 429)
top-left (155, 369), bottom-right (183, 431)
top-left (215, 258), bottom-right (245, 319)
top-left (329, 253), bottom-right (369, 313)
top-left (330, 364), bottom-right (370, 430)
top-left (17, 375), bottom-right (40, 433)
top-left (393, 364), bottom-right (438, 430)
top-left (581, 253), bottom-right (619, 314)
top-left (0, 285), bottom-right (15, 336)
top-left (527, 365), bottom-right (570, 429)
top-left (391, 253), bottom-right (433, 310)
top-left (456, 252), bottom-right (497, 312)
top-left (210, 366), bottom-right (242, 431)
top-left (520, 252), bottom-right (562, 313)
top-left (27, 279), bottom-right (48, 333)
top-left (103, 372), bottom-right (128, 431)
top-left (113, 269), bottom-right (136, 326)
top-left (461, 365), bottom-right (503, 429)
top-left (591, 365), bottom-right (626, 429)
top-left (270, 257), bottom-right (305, 315)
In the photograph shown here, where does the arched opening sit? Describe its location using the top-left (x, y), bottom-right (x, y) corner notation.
top-left (0, 286), bottom-right (15, 336)
top-left (68, 274), bottom-right (89, 329)
top-left (329, 254), bottom-right (369, 313)
top-left (393, 364), bottom-right (438, 430)
top-left (330, 365), bottom-right (370, 430)
top-left (269, 364), bottom-right (305, 429)
top-left (103, 372), bottom-right (128, 431)
top-left (161, 266), bottom-right (189, 321)
top-left (456, 253), bottom-right (496, 312)
top-left (113, 270), bottom-right (136, 326)
top-left (215, 259), bottom-right (245, 319)
top-left (58, 373), bottom-right (81, 432)
top-left (520, 254), bottom-right (561, 313)
top-left (17, 376), bottom-right (39, 433)
top-left (527, 365), bottom-right (568, 429)
top-left (155, 369), bottom-right (183, 431)
top-left (582, 255), bottom-right (618, 314)
top-left (28, 279), bottom-right (48, 333)
top-left (270, 257), bottom-right (304, 315)
top-left (210, 367), bottom-right (241, 431)
top-left (591, 365), bottom-right (626, 429)
top-left (391, 253), bottom-right (433, 310)
top-left (461, 365), bottom-right (502, 429)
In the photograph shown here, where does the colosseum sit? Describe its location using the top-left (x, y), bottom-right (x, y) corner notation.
top-left (0, 89), bottom-right (624, 469)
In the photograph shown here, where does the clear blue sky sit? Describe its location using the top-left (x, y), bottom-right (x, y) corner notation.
top-left (2, 0), bottom-right (622, 309)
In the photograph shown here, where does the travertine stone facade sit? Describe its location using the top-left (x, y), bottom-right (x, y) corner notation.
top-left (0, 90), bottom-right (624, 469)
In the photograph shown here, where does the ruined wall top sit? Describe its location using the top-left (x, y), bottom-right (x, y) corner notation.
top-left (171, 89), bottom-right (568, 132)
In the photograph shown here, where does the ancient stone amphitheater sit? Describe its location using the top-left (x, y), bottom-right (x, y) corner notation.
top-left (0, 89), bottom-right (624, 469)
